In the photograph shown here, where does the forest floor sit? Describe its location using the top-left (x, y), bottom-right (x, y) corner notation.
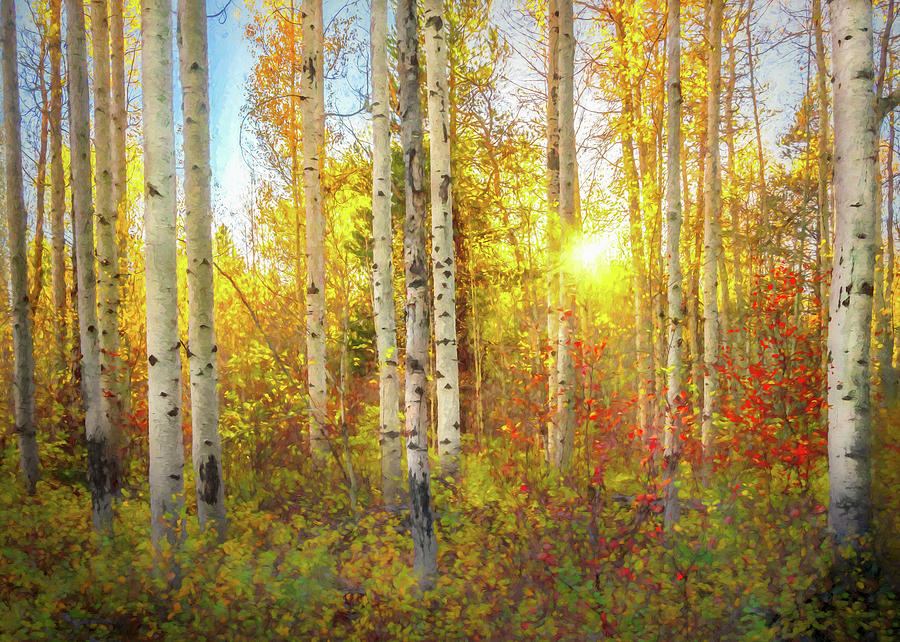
top-left (1, 401), bottom-right (899, 640)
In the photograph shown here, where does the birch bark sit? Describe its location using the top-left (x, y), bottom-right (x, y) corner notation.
top-left (616, 19), bottom-right (652, 447)
top-left (178, 0), bottom-right (227, 536)
top-left (142, 0), bottom-right (185, 548)
top-left (551, 0), bottom-right (576, 470)
top-left (303, 0), bottom-right (327, 457)
top-left (398, 0), bottom-right (438, 588)
top-left (546, 0), bottom-right (560, 461)
top-left (370, 0), bottom-right (402, 504)
top-left (49, 0), bottom-right (67, 372)
top-left (663, 0), bottom-right (683, 530)
top-left (827, 0), bottom-right (876, 546)
top-left (813, 0), bottom-right (831, 329)
top-left (67, 0), bottom-right (109, 527)
top-left (110, 0), bottom-right (127, 247)
top-left (701, 0), bottom-right (723, 483)
top-left (91, 0), bottom-right (124, 499)
top-left (2, 0), bottom-right (40, 494)
top-left (424, 0), bottom-right (461, 477)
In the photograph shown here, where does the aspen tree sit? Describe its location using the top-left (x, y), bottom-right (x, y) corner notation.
top-left (398, 0), bottom-right (438, 588)
top-left (813, 0), bottom-right (831, 328)
top-left (0, 154), bottom-right (9, 414)
top-left (663, 0), bottom-right (683, 530)
top-left (614, 15), bottom-right (653, 446)
top-left (701, 0), bottom-right (723, 483)
top-left (29, 44), bottom-right (48, 322)
top-left (49, 0), bottom-right (66, 372)
top-left (303, 0), bottom-right (327, 457)
top-left (67, 0), bottom-right (110, 528)
top-left (109, 0), bottom-right (129, 422)
top-left (887, 114), bottom-right (897, 384)
top-left (874, 7), bottom-right (897, 398)
top-left (110, 0), bottom-right (127, 245)
top-left (827, 0), bottom-right (877, 546)
top-left (687, 105), bottom-right (707, 415)
top-left (2, 0), bottom-right (40, 494)
top-left (91, 0), bottom-right (124, 498)
top-left (546, 0), bottom-right (560, 461)
top-left (424, 0), bottom-right (461, 477)
top-left (723, 22), bottom-right (743, 335)
top-left (551, 0), bottom-right (576, 469)
top-left (370, 0), bottom-right (403, 504)
top-left (288, 0), bottom-right (304, 325)
top-left (178, 0), bottom-right (227, 535)
top-left (142, 0), bottom-right (185, 548)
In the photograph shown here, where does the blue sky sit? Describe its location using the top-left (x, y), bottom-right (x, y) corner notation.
top-left (207, 0), bottom-right (257, 214)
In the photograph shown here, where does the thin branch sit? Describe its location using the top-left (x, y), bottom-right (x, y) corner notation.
top-left (213, 260), bottom-right (293, 378)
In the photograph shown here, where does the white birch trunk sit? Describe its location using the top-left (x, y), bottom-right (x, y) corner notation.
top-left (701, 0), bottom-right (723, 483)
top-left (370, 0), bottom-right (402, 504)
top-left (827, 0), bottom-right (876, 546)
top-left (109, 0), bottom-right (130, 423)
top-left (545, 0), bottom-right (560, 462)
top-left (2, 0), bottom-right (40, 494)
top-left (0, 171), bottom-right (9, 421)
top-left (615, 19), bottom-right (653, 449)
top-left (49, 0), bottom-right (67, 372)
top-left (110, 0), bottom-right (127, 245)
top-left (178, 0), bottom-right (227, 536)
top-left (67, 0), bottom-right (110, 527)
top-left (663, 0), bottom-right (683, 530)
top-left (814, 0), bottom-right (831, 331)
top-left (303, 0), bottom-right (327, 457)
top-left (424, 0), bottom-right (461, 477)
top-left (886, 114), bottom-right (897, 396)
top-left (398, 0), bottom-right (438, 588)
top-left (91, 0), bottom-right (124, 500)
top-left (551, 0), bottom-right (576, 470)
top-left (141, 0), bottom-right (185, 548)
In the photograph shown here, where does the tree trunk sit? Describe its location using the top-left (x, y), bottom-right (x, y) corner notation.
top-left (813, 0), bottom-right (831, 333)
top-left (2, 0), bottom-right (40, 494)
top-left (546, 0), bottom-right (560, 462)
top-left (827, 0), bottom-right (876, 547)
top-left (876, 56), bottom-right (898, 399)
top-left (30, 47), bottom-right (48, 316)
top-left (551, 0), bottom-right (576, 470)
top-left (663, 0), bottom-right (683, 530)
top-left (0, 128), bottom-right (10, 425)
top-left (398, 0), bottom-right (438, 589)
top-left (109, 0), bottom-right (130, 425)
top-left (424, 0), bottom-right (461, 477)
top-left (615, 17), bottom-right (653, 449)
top-left (141, 0), bottom-right (185, 549)
top-left (68, 0), bottom-right (105, 526)
top-left (303, 0), bottom-right (327, 457)
top-left (371, 0), bottom-right (402, 505)
top-left (0, 177), bottom-right (11, 428)
top-left (178, 0), bottom-right (227, 537)
top-left (91, 0), bottom-right (124, 501)
top-left (701, 0), bottom-right (723, 484)
top-left (110, 0), bottom-right (127, 252)
top-left (688, 102), bottom-right (707, 414)
top-left (723, 26), bottom-right (743, 335)
top-left (746, 1), bottom-right (768, 272)
top-left (289, 0), bottom-right (304, 370)
top-left (887, 113), bottom-right (897, 388)
top-left (49, 0), bottom-right (67, 374)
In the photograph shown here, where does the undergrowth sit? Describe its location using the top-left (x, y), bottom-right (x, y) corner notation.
top-left (1, 399), bottom-right (898, 640)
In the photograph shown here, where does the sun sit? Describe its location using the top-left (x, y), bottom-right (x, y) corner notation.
top-left (573, 235), bottom-right (616, 271)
